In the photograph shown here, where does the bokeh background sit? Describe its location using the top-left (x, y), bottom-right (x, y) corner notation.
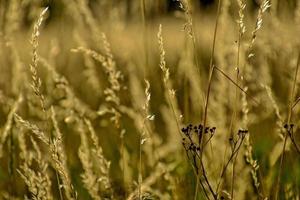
top-left (0, 0), bottom-right (300, 199)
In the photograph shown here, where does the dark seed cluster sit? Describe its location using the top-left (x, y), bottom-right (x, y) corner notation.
top-left (181, 123), bottom-right (216, 154)
top-left (227, 129), bottom-right (249, 156)
top-left (238, 129), bottom-right (249, 137)
top-left (229, 129), bottom-right (249, 145)
top-left (283, 123), bottom-right (295, 139)
top-left (284, 123), bottom-right (294, 130)
top-left (181, 124), bottom-right (216, 137)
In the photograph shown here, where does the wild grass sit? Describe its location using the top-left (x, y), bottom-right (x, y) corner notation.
top-left (0, 0), bottom-right (300, 200)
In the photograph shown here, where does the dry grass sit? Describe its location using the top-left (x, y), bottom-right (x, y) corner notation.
top-left (0, 0), bottom-right (300, 199)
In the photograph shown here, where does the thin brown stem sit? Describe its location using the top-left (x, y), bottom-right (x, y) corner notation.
top-left (287, 128), bottom-right (300, 155)
top-left (274, 135), bottom-right (288, 200)
top-left (202, 0), bottom-right (222, 147)
top-left (275, 51), bottom-right (300, 200)
top-left (214, 66), bottom-right (259, 105)
top-left (216, 136), bottom-right (245, 194)
top-left (230, 18), bottom-right (243, 199)
top-left (292, 97), bottom-right (300, 109)
top-left (183, 146), bottom-right (211, 200)
top-left (140, 0), bottom-right (148, 77)
top-left (231, 154), bottom-right (238, 200)
top-left (199, 160), bottom-right (217, 199)
top-left (193, 150), bottom-right (217, 199)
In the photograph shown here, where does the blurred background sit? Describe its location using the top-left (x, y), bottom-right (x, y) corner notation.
top-left (0, 0), bottom-right (300, 199)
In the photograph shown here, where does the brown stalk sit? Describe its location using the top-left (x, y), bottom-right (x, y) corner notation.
top-left (202, 0), bottom-right (222, 146)
top-left (216, 134), bottom-right (246, 194)
top-left (275, 51), bottom-right (300, 200)
top-left (214, 66), bottom-right (259, 105)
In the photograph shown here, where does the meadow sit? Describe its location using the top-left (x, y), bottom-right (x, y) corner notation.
top-left (0, 0), bottom-right (300, 199)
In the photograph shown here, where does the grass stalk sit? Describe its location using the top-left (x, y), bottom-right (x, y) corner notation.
top-left (275, 51), bottom-right (300, 200)
top-left (230, 1), bottom-right (246, 197)
top-left (202, 0), bottom-right (222, 148)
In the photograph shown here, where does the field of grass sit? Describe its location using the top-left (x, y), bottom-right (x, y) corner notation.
top-left (0, 0), bottom-right (300, 199)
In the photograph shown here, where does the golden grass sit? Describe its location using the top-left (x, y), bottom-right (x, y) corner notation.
top-left (0, 0), bottom-right (300, 200)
